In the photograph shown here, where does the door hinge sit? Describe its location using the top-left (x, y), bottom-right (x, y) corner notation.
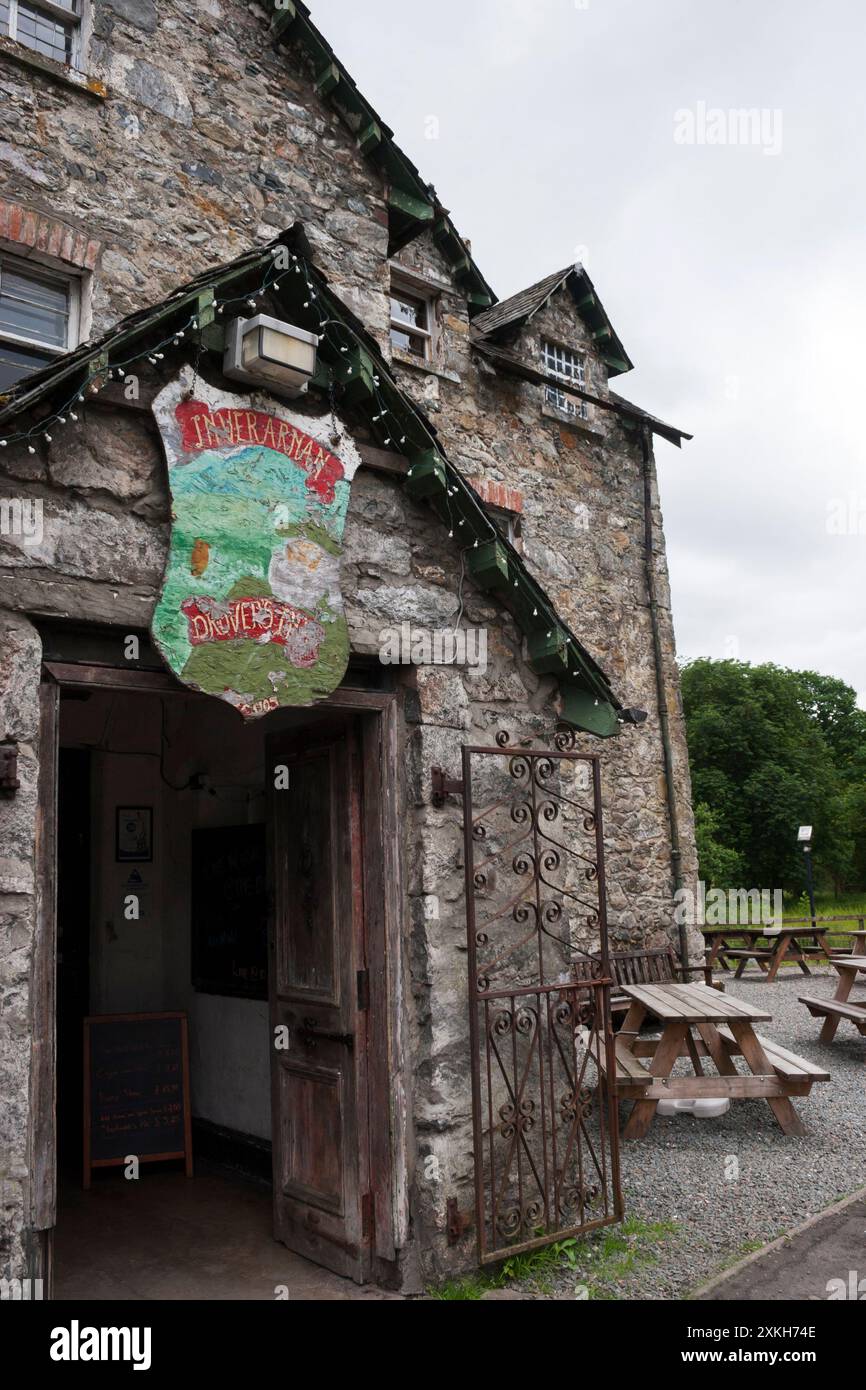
top-left (446, 1197), bottom-right (472, 1246)
top-left (357, 968), bottom-right (370, 1012)
top-left (431, 764), bottom-right (464, 808)
top-left (361, 1191), bottom-right (374, 1242)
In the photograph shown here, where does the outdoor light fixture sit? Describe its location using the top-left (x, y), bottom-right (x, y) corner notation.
top-left (797, 825), bottom-right (813, 844)
top-left (223, 315), bottom-right (319, 397)
top-left (619, 707), bottom-right (649, 725)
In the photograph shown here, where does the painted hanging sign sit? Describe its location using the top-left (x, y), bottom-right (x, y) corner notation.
top-left (151, 370), bottom-right (361, 718)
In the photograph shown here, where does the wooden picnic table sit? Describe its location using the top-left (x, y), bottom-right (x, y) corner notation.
top-left (800, 950), bottom-right (866, 1043)
top-left (595, 981), bottom-right (829, 1140)
top-left (702, 923), bottom-right (838, 982)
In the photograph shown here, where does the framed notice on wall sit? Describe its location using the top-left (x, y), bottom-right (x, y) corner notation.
top-left (191, 824), bottom-right (268, 1000)
top-left (116, 806), bottom-right (153, 862)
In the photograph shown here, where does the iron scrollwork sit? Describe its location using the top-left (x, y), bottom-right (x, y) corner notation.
top-left (461, 729), bottom-right (622, 1263)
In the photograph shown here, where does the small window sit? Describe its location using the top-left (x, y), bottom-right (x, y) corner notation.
top-left (492, 509), bottom-right (523, 552)
top-left (0, 0), bottom-right (82, 70)
top-left (541, 338), bottom-right (589, 421)
top-left (390, 280), bottom-right (435, 361)
top-left (0, 254), bottom-right (78, 390)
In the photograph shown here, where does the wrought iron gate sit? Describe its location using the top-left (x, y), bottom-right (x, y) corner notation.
top-left (441, 730), bottom-right (623, 1264)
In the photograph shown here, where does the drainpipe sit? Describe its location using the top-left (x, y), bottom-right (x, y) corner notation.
top-left (640, 427), bottom-right (689, 968)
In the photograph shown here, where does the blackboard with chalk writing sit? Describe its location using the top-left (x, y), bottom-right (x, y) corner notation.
top-left (83, 1012), bottom-right (193, 1188)
top-left (190, 824), bottom-right (268, 1000)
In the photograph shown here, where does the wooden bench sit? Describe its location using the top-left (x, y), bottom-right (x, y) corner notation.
top-left (716, 1026), bottom-right (830, 1083)
top-left (800, 995), bottom-right (866, 1037)
top-left (601, 1024), bottom-right (829, 1087)
top-left (719, 948), bottom-right (773, 963)
top-left (592, 1023), bottom-right (828, 1102)
top-left (592, 1036), bottom-right (654, 1090)
top-left (608, 946), bottom-right (722, 1022)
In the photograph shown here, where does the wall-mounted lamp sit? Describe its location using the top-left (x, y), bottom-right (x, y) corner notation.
top-left (619, 707), bottom-right (649, 725)
top-left (223, 315), bottom-right (319, 398)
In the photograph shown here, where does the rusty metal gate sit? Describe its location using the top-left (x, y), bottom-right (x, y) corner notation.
top-left (436, 730), bottom-right (623, 1264)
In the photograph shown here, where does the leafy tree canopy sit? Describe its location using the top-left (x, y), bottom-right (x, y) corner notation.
top-left (681, 659), bottom-right (864, 893)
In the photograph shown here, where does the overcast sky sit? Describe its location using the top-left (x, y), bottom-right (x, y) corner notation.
top-left (316, 0), bottom-right (866, 702)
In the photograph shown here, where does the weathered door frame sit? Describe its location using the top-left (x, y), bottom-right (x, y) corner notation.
top-left (267, 716), bottom-right (372, 1281)
top-left (31, 659), bottom-right (409, 1295)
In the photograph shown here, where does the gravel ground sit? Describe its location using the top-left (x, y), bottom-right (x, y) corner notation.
top-left (541, 967), bottom-right (866, 1301)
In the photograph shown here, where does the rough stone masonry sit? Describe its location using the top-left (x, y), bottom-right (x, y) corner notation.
top-left (0, 1), bottom-right (698, 1288)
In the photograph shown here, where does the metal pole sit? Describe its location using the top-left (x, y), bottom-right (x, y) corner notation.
top-left (803, 846), bottom-right (817, 928)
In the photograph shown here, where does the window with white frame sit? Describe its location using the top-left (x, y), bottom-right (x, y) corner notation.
top-left (389, 277), bottom-right (436, 362)
top-left (0, 0), bottom-right (83, 70)
top-left (541, 338), bottom-right (589, 421)
top-left (0, 253), bottom-right (79, 390)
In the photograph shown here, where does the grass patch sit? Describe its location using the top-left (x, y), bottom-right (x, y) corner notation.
top-left (428, 1276), bottom-right (489, 1301)
top-left (427, 1216), bottom-right (679, 1301)
top-left (577, 1217), bottom-right (679, 1297)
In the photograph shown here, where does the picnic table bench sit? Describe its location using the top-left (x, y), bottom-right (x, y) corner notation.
top-left (592, 981), bottom-right (829, 1139)
top-left (801, 936), bottom-right (866, 1043)
top-left (702, 923), bottom-right (837, 982)
top-left (608, 945), bottom-right (722, 1020)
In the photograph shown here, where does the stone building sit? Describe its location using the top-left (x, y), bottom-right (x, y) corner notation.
top-left (0, 2), bottom-right (697, 1295)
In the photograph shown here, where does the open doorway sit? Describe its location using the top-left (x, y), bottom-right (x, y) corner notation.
top-left (47, 677), bottom-right (401, 1298)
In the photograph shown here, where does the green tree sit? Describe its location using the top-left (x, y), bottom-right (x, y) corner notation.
top-left (681, 659), bottom-right (861, 893)
top-left (692, 801), bottom-right (744, 888)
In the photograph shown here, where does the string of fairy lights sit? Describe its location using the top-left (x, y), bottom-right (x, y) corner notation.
top-left (0, 244), bottom-right (601, 692)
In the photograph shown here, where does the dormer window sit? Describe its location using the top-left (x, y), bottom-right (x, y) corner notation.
top-left (0, 0), bottom-right (82, 69)
top-left (541, 339), bottom-right (589, 421)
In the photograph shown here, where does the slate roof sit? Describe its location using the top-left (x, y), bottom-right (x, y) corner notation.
top-left (471, 264), bottom-right (634, 377)
top-left (471, 268), bottom-right (574, 338)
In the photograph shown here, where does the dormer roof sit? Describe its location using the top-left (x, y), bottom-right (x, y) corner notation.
top-left (471, 265), bottom-right (633, 377)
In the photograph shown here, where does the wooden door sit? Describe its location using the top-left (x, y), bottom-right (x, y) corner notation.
top-left (266, 718), bottom-right (371, 1282)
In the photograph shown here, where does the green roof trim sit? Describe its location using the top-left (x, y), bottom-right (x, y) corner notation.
top-left (560, 685), bottom-right (621, 738)
top-left (269, 2), bottom-right (496, 313)
top-left (388, 186), bottom-right (435, 223)
top-left (0, 227), bottom-right (623, 736)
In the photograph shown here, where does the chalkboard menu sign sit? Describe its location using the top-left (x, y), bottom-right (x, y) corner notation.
top-left (191, 824), bottom-right (268, 999)
top-left (83, 1012), bottom-right (192, 1188)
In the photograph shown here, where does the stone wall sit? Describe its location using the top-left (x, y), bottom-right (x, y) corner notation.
top-left (381, 245), bottom-right (700, 1278)
top-left (0, 611), bottom-right (42, 1288)
top-left (0, 0), bottom-right (698, 1287)
top-left (0, 1), bottom-right (390, 335)
top-left (390, 234), bottom-right (699, 951)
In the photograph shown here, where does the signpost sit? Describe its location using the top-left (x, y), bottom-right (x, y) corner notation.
top-left (798, 825), bottom-right (817, 926)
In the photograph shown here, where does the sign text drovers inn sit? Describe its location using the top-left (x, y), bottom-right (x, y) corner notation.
top-left (151, 371), bottom-right (361, 718)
